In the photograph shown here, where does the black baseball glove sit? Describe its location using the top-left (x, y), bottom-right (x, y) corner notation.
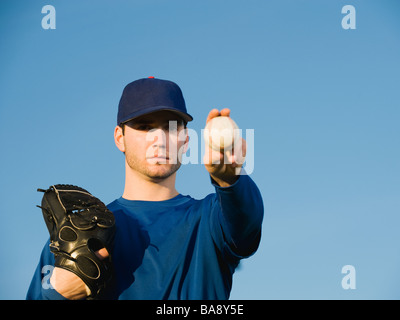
top-left (37, 184), bottom-right (116, 299)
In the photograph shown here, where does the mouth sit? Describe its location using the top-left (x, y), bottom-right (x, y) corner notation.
top-left (146, 155), bottom-right (170, 164)
top-left (146, 156), bottom-right (169, 160)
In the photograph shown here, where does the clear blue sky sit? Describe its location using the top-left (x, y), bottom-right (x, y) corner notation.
top-left (0, 0), bottom-right (399, 299)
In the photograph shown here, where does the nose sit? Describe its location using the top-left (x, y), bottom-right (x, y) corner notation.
top-left (147, 128), bottom-right (167, 149)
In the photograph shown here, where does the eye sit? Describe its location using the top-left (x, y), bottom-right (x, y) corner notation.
top-left (166, 121), bottom-right (182, 131)
top-left (136, 124), bottom-right (152, 131)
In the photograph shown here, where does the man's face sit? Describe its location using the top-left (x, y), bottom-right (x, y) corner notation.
top-left (120, 111), bottom-right (188, 181)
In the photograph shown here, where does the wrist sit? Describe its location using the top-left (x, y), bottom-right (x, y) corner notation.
top-left (210, 174), bottom-right (239, 187)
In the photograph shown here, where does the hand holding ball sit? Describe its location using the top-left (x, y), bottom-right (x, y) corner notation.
top-left (203, 110), bottom-right (246, 184)
top-left (204, 116), bottom-right (240, 151)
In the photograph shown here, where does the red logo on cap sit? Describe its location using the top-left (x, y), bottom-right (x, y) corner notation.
top-left (148, 76), bottom-right (155, 79)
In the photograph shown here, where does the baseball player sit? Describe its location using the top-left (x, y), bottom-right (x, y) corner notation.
top-left (27, 77), bottom-right (264, 300)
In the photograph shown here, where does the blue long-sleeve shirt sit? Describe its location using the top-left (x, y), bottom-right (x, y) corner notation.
top-left (26, 174), bottom-right (264, 300)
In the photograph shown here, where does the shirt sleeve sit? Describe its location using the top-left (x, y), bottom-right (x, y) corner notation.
top-left (210, 170), bottom-right (264, 258)
top-left (26, 239), bottom-right (68, 300)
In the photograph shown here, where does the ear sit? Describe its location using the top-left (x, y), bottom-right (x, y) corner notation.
top-left (182, 129), bottom-right (190, 154)
top-left (177, 128), bottom-right (189, 163)
top-left (179, 128), bottom-right (190, 154)
top-left (114, 125), bottom-right (125, 153)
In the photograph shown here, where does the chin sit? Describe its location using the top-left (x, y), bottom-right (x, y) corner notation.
top-left (146, 163), bottom-right (181, 180)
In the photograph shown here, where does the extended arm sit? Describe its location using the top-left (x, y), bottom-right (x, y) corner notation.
top-left (204, 109), bottom-right (264, 256)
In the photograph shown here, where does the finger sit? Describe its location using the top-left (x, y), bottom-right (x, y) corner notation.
top-left (203, 143), bottom-right (224, 166)
top-left (95, 248), bottom-right (109, 260)
top-left (232, 138), bottom-right (246, 165)
top-left (220, 108), bottom-right (231, 117)
top-left (206, 109), bottom-right (220, 124)
top-left (241, 138), bottom-right (247, 159)
top-left (225, 149), bottom-right (234, 165)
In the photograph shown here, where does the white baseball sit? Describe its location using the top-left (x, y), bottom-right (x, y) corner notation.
top-left (204, 116), bottom-right (240, 151)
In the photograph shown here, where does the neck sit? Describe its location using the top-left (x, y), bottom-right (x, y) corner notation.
top-left (122, 164), bottom-right (179, 201)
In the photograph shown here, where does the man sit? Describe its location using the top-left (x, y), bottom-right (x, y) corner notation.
top-left (27, 77), bottom-right (264, 300)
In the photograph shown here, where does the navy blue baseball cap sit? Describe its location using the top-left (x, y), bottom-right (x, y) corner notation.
top-left (117, 77), bottom-right (193, 125)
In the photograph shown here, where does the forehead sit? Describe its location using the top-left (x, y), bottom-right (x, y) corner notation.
top-left (128, 110), bottom-right (184, 124)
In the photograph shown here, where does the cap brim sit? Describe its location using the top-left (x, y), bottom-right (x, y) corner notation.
top-left (119, 106), bottom-right (193, 125)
